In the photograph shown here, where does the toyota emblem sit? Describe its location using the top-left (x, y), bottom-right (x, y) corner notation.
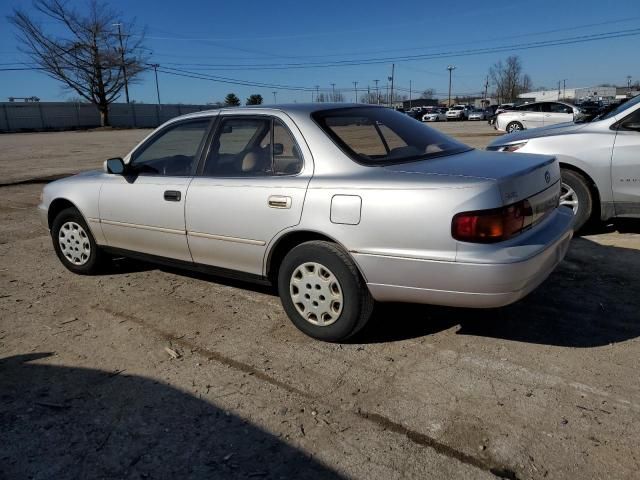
top-left (545, 171), bottom-right (551, 184)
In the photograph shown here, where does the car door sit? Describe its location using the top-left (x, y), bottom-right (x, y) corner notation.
top-left (185, 114), bottom-right (311, 275)
top-left (516, 103), bottom-right (543, 129)
top-left (99, 118), bottom-right (212, 261)
top-left (611, 106), bottom-right (640, 215)
top-left (544, 102), bottom-right (575, 126)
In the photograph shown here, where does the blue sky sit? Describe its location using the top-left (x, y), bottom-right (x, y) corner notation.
top-left (1, 0), bottom-right (639, 104)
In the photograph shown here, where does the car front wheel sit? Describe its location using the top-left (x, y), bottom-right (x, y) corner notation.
top-left (277, 241), bottom-right (374, 342)
top-left (560, 169), bottom-right (593, 232)
top-left (51, 207), bottom-right (105, 274)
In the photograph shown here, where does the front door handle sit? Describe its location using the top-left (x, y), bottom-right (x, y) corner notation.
top-left (164, 190), bottom-right (181, 202)
top-left (268, 195), bottom-right (291, 209)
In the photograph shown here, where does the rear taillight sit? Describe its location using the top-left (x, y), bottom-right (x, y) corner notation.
top-left (452, 200), bottom-right (534, 243)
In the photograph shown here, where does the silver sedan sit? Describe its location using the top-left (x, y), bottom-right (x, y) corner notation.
top-left (39, 104), bottom-right (573, 341)
top-left (488, 94), bottom-right (640, 231)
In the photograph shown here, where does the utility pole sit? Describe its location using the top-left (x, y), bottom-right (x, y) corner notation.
top-left (627, 75), bottom-right (633, 92)
top-left (409, 79), bottom-right (412, 110)
top-left (447, 65), bottom-right (456, 107)
top-left (374, 79), bottom-right (380, 105)
top-left (315, 85), bottom-right (320, 102)
top-left (330, 83), bottom-right (336, 102)
top-left (113, 23), bottom-right (130, 104)
top-left (558, 80), bottom-right (561, 100)
top-left (272, 91), bottom-right (277, 103)
top-left (563, 79), bottom-right (567, 100)
top-left (388, 64), bottom-right (395, 108)
top-left (353, 81), bottom-right (358, 103)
top-left (151, 64), bottom-right (161, 105)
top-left (483, 76), bottom-right (489, 107)
top-left (386, 83), bottom-right (389, 105)
top-left (367, 85), bottom-right (371, 104)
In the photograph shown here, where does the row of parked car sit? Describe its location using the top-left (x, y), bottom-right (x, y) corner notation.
top-left (405, 105), bottom-right (494, 122)
top-left (407, 99), bottom-right (625, 130)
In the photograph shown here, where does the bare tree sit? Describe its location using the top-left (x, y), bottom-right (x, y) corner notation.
top-left (420, 88), bottom-right (435, 99)
top-left (9, 0), bottom-right (148, 126)
top-left (489, 56), bottom-right (532, 103)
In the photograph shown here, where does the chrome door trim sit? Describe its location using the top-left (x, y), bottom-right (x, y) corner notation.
top-left (100, 219), bottom-right (186, 236)
top-left (187, 231), bottom-right (266, 246)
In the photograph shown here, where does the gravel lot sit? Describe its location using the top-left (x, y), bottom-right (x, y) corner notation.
top-left (1, 122), bottom-right (639, 479)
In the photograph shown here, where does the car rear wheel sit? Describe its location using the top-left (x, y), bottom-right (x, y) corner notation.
top-left (51, 207), bottom-right (105, 274)
top-left (277, 241), bottom-right (374, 342)
top-left (506, 121), bottom-right (523, 133)
top-left (560, 169), bottom-right (593, 232)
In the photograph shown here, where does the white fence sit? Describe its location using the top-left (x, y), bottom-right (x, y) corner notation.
top-left (0, 102), bottom-right (215, 133)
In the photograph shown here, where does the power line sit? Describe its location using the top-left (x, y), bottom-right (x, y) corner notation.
top-left (149, 28), bottom-right (640, 71)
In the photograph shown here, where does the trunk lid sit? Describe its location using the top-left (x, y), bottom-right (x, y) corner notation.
top-left (383, 149), bottom-right (561, 206)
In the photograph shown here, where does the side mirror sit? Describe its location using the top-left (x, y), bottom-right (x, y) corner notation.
top-left (105, 157), bottom-right (126, 174)
top-left (273, 143), bottom-right (284, 155)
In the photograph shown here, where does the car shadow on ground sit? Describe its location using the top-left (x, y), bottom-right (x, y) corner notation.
top-left (354, 236), bottom-right (640, 348)
top-left (0, 353), bottom-right (343, 480)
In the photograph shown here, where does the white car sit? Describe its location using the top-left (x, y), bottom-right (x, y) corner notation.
top-left (488, 94), bottom-right (640, 231)
top-left (495, 101), bottom-right (580, 133)
top-left (422, 110), bottom-right (447, 122)
top-left (446, 105), bottom-right (469, 121)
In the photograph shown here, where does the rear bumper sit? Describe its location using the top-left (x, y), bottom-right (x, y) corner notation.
top-left (355, 207), bottom-right (574, 308)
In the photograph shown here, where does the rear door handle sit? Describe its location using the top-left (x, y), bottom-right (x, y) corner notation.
top-left (164, 190), bottom-right (181, 202)
top-left (268, 195), bottom-right (291, 209)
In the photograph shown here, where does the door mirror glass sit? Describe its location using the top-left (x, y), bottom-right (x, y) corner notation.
top-left (106, 157), bottom-right (125, 174)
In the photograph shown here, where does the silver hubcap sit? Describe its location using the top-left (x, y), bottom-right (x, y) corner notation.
top-left (289, 262), bottom-right (343, 326)
top-left (560, 182), bottom-right (579, 214)
top-left (58, 221), bottom-right (91, 266)
top-left (508, 123), bottom-right (521, 132)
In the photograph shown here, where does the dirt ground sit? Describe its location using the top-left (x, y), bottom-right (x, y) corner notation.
top-left (1, 123), bottom-right (639, 480)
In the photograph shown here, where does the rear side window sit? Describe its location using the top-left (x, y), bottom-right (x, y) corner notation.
top-left (516, 103), bottom-right (541, 112)
top-left (313, 107), bottom-right (469, 165)
top-left (203, 117), bottom-right (303, 177)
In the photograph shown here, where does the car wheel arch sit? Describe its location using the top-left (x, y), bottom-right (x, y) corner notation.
top-left (558, 162), bottom-right (603, 221)
top-left (48, 198), bottom-right (81, 229)
top-left (265, 230), bottom-right (367, 285)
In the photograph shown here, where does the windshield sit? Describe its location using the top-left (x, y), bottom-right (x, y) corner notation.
top-left (599, 95), bottom-right (640, 121)
top-left (313, 107), bottom-right (470, 165)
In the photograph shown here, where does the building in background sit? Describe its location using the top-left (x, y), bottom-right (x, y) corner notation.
top-left (518, 86), bottom-right (620, 103)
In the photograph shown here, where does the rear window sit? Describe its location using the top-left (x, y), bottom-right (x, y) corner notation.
top-left (312, 107), bottom-right (470, 165)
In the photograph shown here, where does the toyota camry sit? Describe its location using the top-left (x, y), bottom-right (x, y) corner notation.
top-left (39, 104), bottom-right (573, 341)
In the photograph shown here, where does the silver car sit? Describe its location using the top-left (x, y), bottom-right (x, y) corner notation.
top-left (39, 104), bottom-right (573, 341)
top-left (488, 94), bottom-right (640, 231)
top-left (495, 101), bottom-right (580, 133)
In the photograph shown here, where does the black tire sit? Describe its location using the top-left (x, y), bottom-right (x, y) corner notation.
top-left (506, 121), bottom-right (523, 133)
top-left (51, 207), bottom-right (105, 274)
top-left (561, 169), bottom-right (593, 232)
top-left (277, 241), bottom-right (374, 342)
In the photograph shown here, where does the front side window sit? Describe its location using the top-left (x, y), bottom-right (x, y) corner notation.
top-left (203, 117), bottom-right (303, 176)
top-left (131, 119), bottom-right (210, 176)
top-left (312, 107), bottom-right (469, 165)
top-left (548, 103), bottom-right (573, 114)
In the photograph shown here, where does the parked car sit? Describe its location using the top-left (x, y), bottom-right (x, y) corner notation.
top-left (446, 105), bottom-right (470, 121)
top-left (468, 109), bottom-right (490, 121)
top-left (422, 108), bottom-right (447, 122)
top-left (487, 93), bottom-right (640, 231)
top-left (40, 104), bottom-right (573, 341)
top-left (495, 101), bottom-right (581, 133)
